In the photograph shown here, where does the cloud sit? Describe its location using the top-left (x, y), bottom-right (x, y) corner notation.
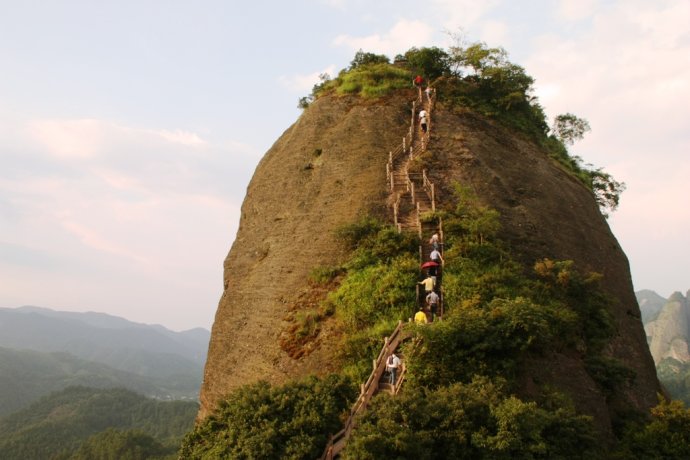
top-left (320, 0), bottom-right (347, 9)
top-left (480, 20), bottom-right (509, 46)
top-left (278, 65), bottom-right (337, 93)
top-left (431, 0), bottom-right (500, 30)
top-left (0, 116), bottom-right (253, 328)
top-left (523, 0), bottom-right (690, 293)
top-left (60, 219), bottom-right (151, 265)
top-left (526, 0), bottom-right (690, 146)
top-left (26, 118), bottom-right (210, 162)
top-left (333, 19), bottom-right (435, 55)
top-left (28, 119), bottom-right (107, 159)
top-left (155, 129), bottom-right (207, 146)
top-left (557, 0), bottom-right (598, 21)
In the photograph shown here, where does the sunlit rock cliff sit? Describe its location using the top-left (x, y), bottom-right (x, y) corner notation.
top-left (199, 89), bottom-right (660, 438)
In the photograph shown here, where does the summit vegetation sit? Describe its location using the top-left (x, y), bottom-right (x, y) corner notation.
top-left (182, 46), bottom-right (687, 459)
top-left (301, 43), bottom-right (624, 217)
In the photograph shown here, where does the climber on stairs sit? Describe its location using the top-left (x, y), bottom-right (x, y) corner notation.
top-left (386, 352), bottom-right (402, 385)
top-left (426, 290), bottom-right (440, 322)
top-left (429, 247), bottom-right (444, 265)
top-left (414, 306), bottom-right (429, 324)
top-left (419, 109), bottom-right (429, 134)
top-left (429, 232), bottom-right (440, 250)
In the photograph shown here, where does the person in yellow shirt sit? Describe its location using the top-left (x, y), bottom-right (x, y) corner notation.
top-left (414, 307), bottom-right (428, 324)
top-left (418, 276), bottom-right (435, 294)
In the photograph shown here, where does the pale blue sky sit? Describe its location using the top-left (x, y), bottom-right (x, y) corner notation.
top-left (1, 0), bottom-right (688, 330)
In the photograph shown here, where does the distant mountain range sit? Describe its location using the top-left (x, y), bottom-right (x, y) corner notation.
top-left (0, 306), bottom-right (210, 416)
top-left (636, 289), bottom-right (690, 404)
top-left (637, 290), bottom-right (690, 363)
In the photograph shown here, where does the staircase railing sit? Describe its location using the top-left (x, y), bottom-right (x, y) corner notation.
top-left (320, 321), bottom-right (408, 460)
top-left (422, 169), bottom-right (436, 212)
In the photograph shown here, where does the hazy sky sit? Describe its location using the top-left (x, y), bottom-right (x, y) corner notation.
top-left (1, 0), bottom-right (688, 331)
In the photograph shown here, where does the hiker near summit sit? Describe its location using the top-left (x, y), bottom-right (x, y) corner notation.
top-left (429, 232), bottom-right (439, 250)
top-left (425, 86), bottom-right (433, 102)
top-left (430, 248), bottom-right (444, 265)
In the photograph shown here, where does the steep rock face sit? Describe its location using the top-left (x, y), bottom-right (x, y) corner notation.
top-left (427, 109), bottom-right (660, 434)
top-left (199, 93), bottom-right (413, 419)
top-left (199, 92), bottom-right (660, 432)
top-left (646, 291), bottom-right (690, 364)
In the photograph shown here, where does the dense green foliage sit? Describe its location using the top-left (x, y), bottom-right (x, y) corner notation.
top-left (408, 297), bottom-right (578, 388)
top-left (344, 376), bottom-right (600, 460)
top-left (329, 218), bottom-right (420, 380)
top-left (179, 375), bottom-right (355, 459)
top-left (399, 46), bottom-right (451, 81)
top-left (69, 428), bottom-right (173, 460)
top-left (0, 386), bottom-right (197, 460)
top-left (657, 358), bottom-right (690, 405)
top-left (348, 49), bottom-right (391, 69)
top-left (441, 42), bottom-right (548, 139)
top-left (184, 179), bottom-right (640, 457)
top-left (614, 398), bottom-right (690, 459)
top-left (326, 184), bottom-right (629, 457)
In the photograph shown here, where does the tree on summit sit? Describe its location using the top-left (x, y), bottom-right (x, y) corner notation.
top-left (553, 113), bottom-right (591, 146)
top-left (348, 50), bottom-right (390, 70)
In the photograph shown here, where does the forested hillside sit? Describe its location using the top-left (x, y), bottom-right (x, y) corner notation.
top-left (0, 347), bottom-right (165, 416)
top-left (0, 306), bottom-right (208, 409)
top-left (0, 386), bottom-right (197, 460)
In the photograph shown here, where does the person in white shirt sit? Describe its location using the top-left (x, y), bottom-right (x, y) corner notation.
top-left (386, 353), bottom-right (402, 384)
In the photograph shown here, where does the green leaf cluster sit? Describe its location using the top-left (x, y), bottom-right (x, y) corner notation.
top-left (179, 375), bottom-right (355, 460)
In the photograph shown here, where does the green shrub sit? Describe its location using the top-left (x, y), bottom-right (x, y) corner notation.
top-left (180, 375), bottom-right (355, 460)
top-left (343, 376), bottom-right (600, 459)
top-left (335, 217), bottom-right (385, 250)
top-left (331, 256), bottom-right (418, 330)
top-left (407, 297), bottom-right (577, 388)
top-left (334, 63), bottom-right (411, 98)
top-left (308, 266), bottom-right (344, 284)
top-left (584, 356), bottom-right (636, 399)
top-left (338, 319), bottom-right (402, 382)
top-left (614, 398), bottom-right (690, 459)
top-left (532, 259), bottom-right (614, 353)
top-left (402, 46), bottom-right (451, 81)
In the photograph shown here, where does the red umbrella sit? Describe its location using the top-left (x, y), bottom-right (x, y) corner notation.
top-left (421, 261), bottom-right (439, 269)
